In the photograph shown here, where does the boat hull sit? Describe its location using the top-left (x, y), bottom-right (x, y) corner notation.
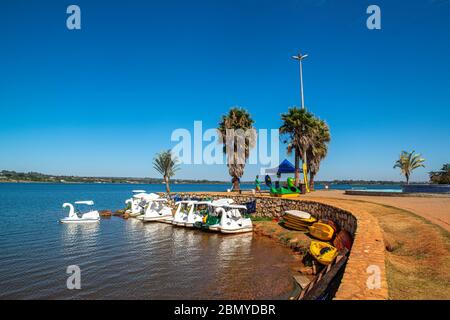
top-left (285, 210), bottom-right (311, 219)
top-left (275, 193), bottom-right (300, 198)
top-left (193, 222), bottom-right (215, 231)
top-left (282, 213), bottom-right (317, 231)
top-left (207, 225), bottom-right (221, 231)
top-left (309, 241), bottom-right (338, 265)
top-left (129, 212), bottom-right (142, 217)
top-left (59, 218), bottom-right (100, 224)
top-left (220, 227), bottom-right (253, 234)
top-left (158, 217), bottom-right (174, 224)
top-left (143, 215), bottom-right (173, 222)
top-left (308, 222), bottom-right (335, 241)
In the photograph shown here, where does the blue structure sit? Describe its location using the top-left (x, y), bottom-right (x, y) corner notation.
top-left (265, 159), bottom-right (300, 175)
top-left (402, 184), bottom-right (450, 194)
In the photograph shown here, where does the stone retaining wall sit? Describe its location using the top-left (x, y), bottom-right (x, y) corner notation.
top-left (161, 192), bottom-right (357, 234)
top-left (159, 192), bottom-right (388, 300)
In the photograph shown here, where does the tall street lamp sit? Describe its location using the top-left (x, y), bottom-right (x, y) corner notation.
top-left (291, 52), bottom-right (310, 192)
top-left (291, 52), bottom-right (308, 110)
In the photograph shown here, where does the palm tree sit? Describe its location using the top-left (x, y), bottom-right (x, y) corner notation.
top-left (153, 150), bottom-right (180, 193)
top-left (218, 107), bottom-right (256, 191)
top-left (393, 151), bottom-right (425, 184)
top-left (280, 107), bottom-right (315, 186)
top-left (307, 118), bottom-right (331, 190)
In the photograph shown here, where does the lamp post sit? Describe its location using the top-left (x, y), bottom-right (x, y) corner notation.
top-left (291, 52), bottom-right (308, 110)
top-left (291, 52), bottom-right (310, 192)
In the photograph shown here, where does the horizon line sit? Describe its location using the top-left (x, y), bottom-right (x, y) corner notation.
top-left (0, 169), bottom-right (426, 184)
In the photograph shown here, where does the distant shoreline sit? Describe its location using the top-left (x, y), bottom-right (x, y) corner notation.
top-left (0, 169), bottom-right (426, 185)
top-left (0, 180), bottom-right (231, 185)
top-left (0, 180), bottom-right (420, 185)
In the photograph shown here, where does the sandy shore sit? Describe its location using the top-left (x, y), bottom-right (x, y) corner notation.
top-left (302, 190), bottom-right (450, 232)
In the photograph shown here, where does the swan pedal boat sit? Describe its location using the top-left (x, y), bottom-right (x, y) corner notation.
top-left (142, 198), bottom-right (173, 222)
top-left (172, 201), bottom-right (197, 227)
top-left (128, 192), bottom-right (160, 218)
top-left (218, 204), bottom-right (253, 234)
top-left (185, 201), bottom-right (212, 227)
top-left (59, 201), bottom-right (100, 224)
top-left (125, 190), bottom-right (151, 217)
top-left (194, 199), bottom-right (234, 231)
top-left (194, 198), bottom-right (234, 231)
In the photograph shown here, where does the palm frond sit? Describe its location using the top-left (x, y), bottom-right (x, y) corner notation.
top-left (217, 107), bottom-right (256, 183)
top-left (393, 150), bottom-right (425, 183)
top-left (153, 150), bottom-right (179, 178)
top-left (281, 107), bottom-right (331, 176)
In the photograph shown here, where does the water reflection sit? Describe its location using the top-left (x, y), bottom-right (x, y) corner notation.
top-left (217, 233), bottom-right (253, 263)
top-left (60, 222), bottom-right (100, 255)
top-left (125, 216), bottom-right (142, 229)
top-left (7, 216), bottom-right (295, 299)
top-left (1, 184), bottom-right (297, 299)
top-left (60, 222), bottom-right (100, 242)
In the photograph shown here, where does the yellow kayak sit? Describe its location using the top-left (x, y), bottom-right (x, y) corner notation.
top-left (283, 215), bottom-right (317, 226)
top-left (282, 217), bottom-right (317, 231)
top-left (308, 222), bottom-right (335, 241)
top-left (309, 241), bottom-right (338, 265)
top-left (282, 221), bottom-right (309, 231)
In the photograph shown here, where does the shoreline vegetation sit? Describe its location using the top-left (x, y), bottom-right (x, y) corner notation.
top-left (0, 170), bottom-right (420, 185)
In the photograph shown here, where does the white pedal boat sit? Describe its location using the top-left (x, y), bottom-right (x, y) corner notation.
top-left (142, 198), bottom-right (173, 222)
top-left (217, 204), bottom-right (253, 234)
top-left (202, 199), bottom-right (235, 231)
top-left (172, 201), bottom-right (196, 227)
top-left (185, 201), bottom-right (211, 227)
top-left (125, 190), bottom-right (151, 217)
top-left (59, 201), bottom-right (100, 224)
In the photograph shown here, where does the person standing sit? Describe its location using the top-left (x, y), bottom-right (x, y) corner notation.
top-left (255, 175), bottom-right (261, 194)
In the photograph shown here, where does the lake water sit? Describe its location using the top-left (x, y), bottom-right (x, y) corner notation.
top-left (0, 182), bottom-right (401, 299)
top-left (0, 183), bottom-right (301, 299)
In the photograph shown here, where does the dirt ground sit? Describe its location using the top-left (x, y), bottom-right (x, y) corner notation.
top-left (253, 220), bottom-right (311, 255)
top-left (303, 190), bottom-right (450, 232)
top-left (302, 192), bottom-right (450, 299)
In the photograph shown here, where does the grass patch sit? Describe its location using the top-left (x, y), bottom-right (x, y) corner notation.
top-left (250, 216), bottom-right (274, 221)
top-left (378, 207), bottom-right (450, 299)
top-left (279, 232), bottom-right (293, 243)
top-left (327, 198), bottom-right (450, 300)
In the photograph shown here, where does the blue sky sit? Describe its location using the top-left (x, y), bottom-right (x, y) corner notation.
top-left (1, 0), bottom-right (449, 182)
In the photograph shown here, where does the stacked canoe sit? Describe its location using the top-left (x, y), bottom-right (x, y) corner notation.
top-left (281, 210), bottom-right (353, 266)
top-left (282, 210), bottom-right (317, 231)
